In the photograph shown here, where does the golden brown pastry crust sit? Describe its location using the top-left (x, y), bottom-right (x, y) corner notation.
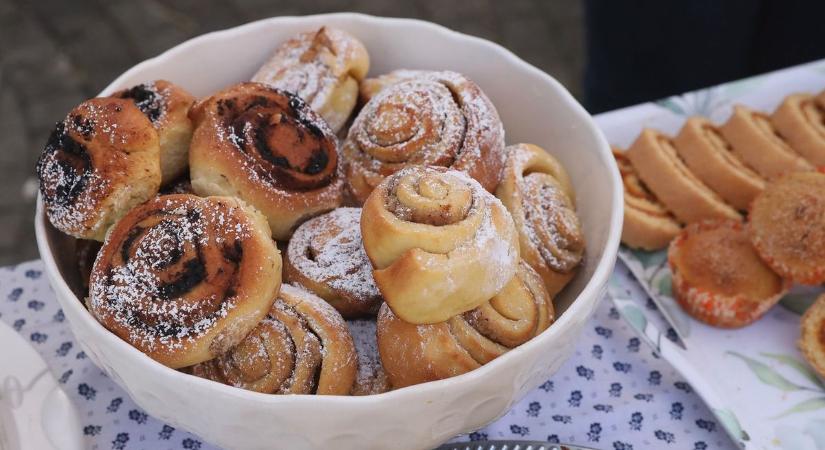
top-left (495, 144), bottom-right (584, 296)
top-left (88, 194), bottom-right (282, 369)
top-left (748, 171), bottom-right (825, 285)
top-left (673, 117), bottom-right (766, 210)
top-left (112, 80), bottom-right (195, 184)
top-left (36, 98), bottom-right (161, 241)
top-left (627, 129), bottom-right (740, 224)
top-left (343, 70), bottom-right (506, 203)
top-left (613, 149), bottom-right (681, 250)
top-left (285, 207), bottom-right (382, 319)
top-left (799, 293), bottom-right (825, 379)
top-left (252, 27), bottom-right (369, 133)
top-left (188, 82), bottom-right (344, 240)
top-left (668, 220), bottom-right (790, 328)
top-left (720, 105), bottom-right (813, 179)
top-left (771, 94), bottom-right (825, 167)
top-left (190, 284), bottom-right (357, 395)
top-left (377, 261), bottom-right (553, 388)
top-left (361, 166), bottom-right (519, 324)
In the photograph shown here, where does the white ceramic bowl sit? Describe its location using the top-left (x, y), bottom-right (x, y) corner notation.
top-left (35, 13), bottom-right (622, 450)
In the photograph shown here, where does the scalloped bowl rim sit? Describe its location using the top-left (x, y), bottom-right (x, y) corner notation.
top-left (35, 11), bottom-right (622, 415)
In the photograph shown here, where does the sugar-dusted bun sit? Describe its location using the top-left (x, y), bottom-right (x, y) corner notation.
top-left (88, 194), bottom-right (282, 369)
top-left (748, 171), bottom-right (825, 285)
top-left (190, 284), bottom-right (357, 395)
top-left (720, 105), bottom-right (813, 179)
top-left (799, 294), bottom-right (825, 379)
top-left (36, 98), bottom-right (161, 241)
top-left (112, 80), bottom-right (195, 184)
top-left (771, 94), bottom-right (825, 167)
top-left (253, 26), bottom-right (369, 133)
top-left (673, 117), bottom-right (765, 210)
top-left (668, 220), bottom-right (790, 328)
top-left (496, 143), bottom-right (584, 297)
top-left (613, 149), bottom-right (681, 250)
top-left (285, 207), bottom-right (382, 318)
top-left (344, 70), bottom-right (506, 203)
top-left (361, 166), bottom-right (519, 324)
top-left (377, 261), bottom-right (553, 388)
top-left (188, 82), bottom-right (344, 240)
top-left (627, 128), bottom-right (740, 224)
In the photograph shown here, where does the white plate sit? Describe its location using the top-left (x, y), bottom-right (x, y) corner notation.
top-left (35, 13), bottom-right (622, 450)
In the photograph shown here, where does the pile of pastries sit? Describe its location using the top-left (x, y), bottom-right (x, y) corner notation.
top-left (36, 27), bottom-right (586, 395)
top-left (613, 94), bottom-right (825, 377)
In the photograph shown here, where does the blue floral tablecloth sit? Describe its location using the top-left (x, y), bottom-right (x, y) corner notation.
top-left (0, 260), bottom-right (734, 450)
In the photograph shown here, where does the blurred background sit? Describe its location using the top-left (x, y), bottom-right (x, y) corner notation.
top-left (2, 0), bottom-right (824, 265)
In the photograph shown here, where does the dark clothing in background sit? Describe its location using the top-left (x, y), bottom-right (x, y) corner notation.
top-left (583, 0), bottom-right (825, 113)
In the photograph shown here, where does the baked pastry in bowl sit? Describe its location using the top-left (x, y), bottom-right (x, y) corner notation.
top-left (35, 14), bottom-right (621, 450)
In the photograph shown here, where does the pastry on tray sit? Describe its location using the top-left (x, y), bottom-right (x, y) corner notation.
top-left (188, 82), bottom-right (344, 240)
top-left (190, 283), bottom-right (357, 395)
top-left (668, 219), bottom-right (790, 328)
top-left (626, 128), bottom-right (740, 224)
top-left (87, 194), bottom-right (282, 368)
top-left (343, 70), bottom-right (506, 203)
top-left (36, 97), bottom-right (162, 241)
top-left (673, 116), bottom-right (766, 210)
top-left (771, 94), bottom-right (825, 167)
top-left (748, 171), bottom-right (825, 285)
top-left (496, 143), bottom-right (584, 296)
top-left (377, 261), bottom-right (553, 387)
top-left (613, 149), bottom-right (681, 250)
top-left (285, 207), bottom-right (382, 318)
top-left (799, 293), bottom-right (825, 379)
top-left (720, 105), bottom-right (813, 179)
top-left (361, 166), bottom-right (519, 324)
top-left (112, 80), bottom-right (196, 184)
top-left (252, 26), bottom-right (369, 133)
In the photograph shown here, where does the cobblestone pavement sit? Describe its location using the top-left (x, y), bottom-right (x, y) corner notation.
top-left (0, 0), bottom-right (583, 265)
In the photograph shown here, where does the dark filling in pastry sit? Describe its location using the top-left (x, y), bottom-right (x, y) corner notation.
top-left (37, 121), bottom-right (92, 207)
top-left (116, 83), bottom-right (164, 123)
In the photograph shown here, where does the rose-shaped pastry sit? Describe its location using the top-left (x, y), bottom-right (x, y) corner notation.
top-left (188, 82), bottom-right (344, 240)
top-left (344, 70), bottom-right (506, 203)
top-left (361, 166), bottom-right (519, 324)
top-left (88, 194), bottom-right (282, 368)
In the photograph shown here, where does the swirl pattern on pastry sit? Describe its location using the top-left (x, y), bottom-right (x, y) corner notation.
top-left (343, 70), bottom-right (506, 203)
top-left (188, 82), bottom-right (344, 240)
top-left (377, 261), bottom-right (553, 388)
top-left (361, 166), bottom-right (519, 324)
top-left (36, 98), bottom-right (161, 241)
top-left (771, 94), bottom-right (825, 167)
top-left (613, 149), bottom-right (681, 250)
top-left (190, 284), bottom-right (357, 395)
top-left (496, 144), bottom-right (584, 296)
top-left (252, 27), bottom-right (369, 133)
top-left (112, 80), bottom-right (195, 184)
top-left (88, 194), bottom-right (282, 369)
top-left (285, 208), bottom-right (382, 319)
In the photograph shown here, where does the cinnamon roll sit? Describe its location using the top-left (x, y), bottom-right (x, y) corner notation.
top-left (613, 149), bottom-right (681, 250)
top-left (361, 166), bottom-right (519, 324)
top-left (285, 208), bottom-right (382, 319)
top-left (720, 105), bottom-right (813, 179)
top-left (36, 98), bottom-right (161, 241)
top-left (252, 27), bottom-right (369, 133)
top-left (377, 261), bottom-right (553, 388)
top-left (112, 80), bottom-right (195, 184)
top-left (673, 117), bottom-right (766, 211)
top-left (190, 284), bottom-right (357, 395)
top-left (799, 293), bottom-right (825, 379)
top-left (627, 129), bottom-right (740, 224)
top-left (188, 82), bottom-right (344, 240)
top-left (343, 70), bottom-right (506, 204)
top-left (88, 194), bottom-right (282, 369)
top-left (771, 94), bottom-right (825, 167)
top-left (496, 144), bottom-right (584, 297)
